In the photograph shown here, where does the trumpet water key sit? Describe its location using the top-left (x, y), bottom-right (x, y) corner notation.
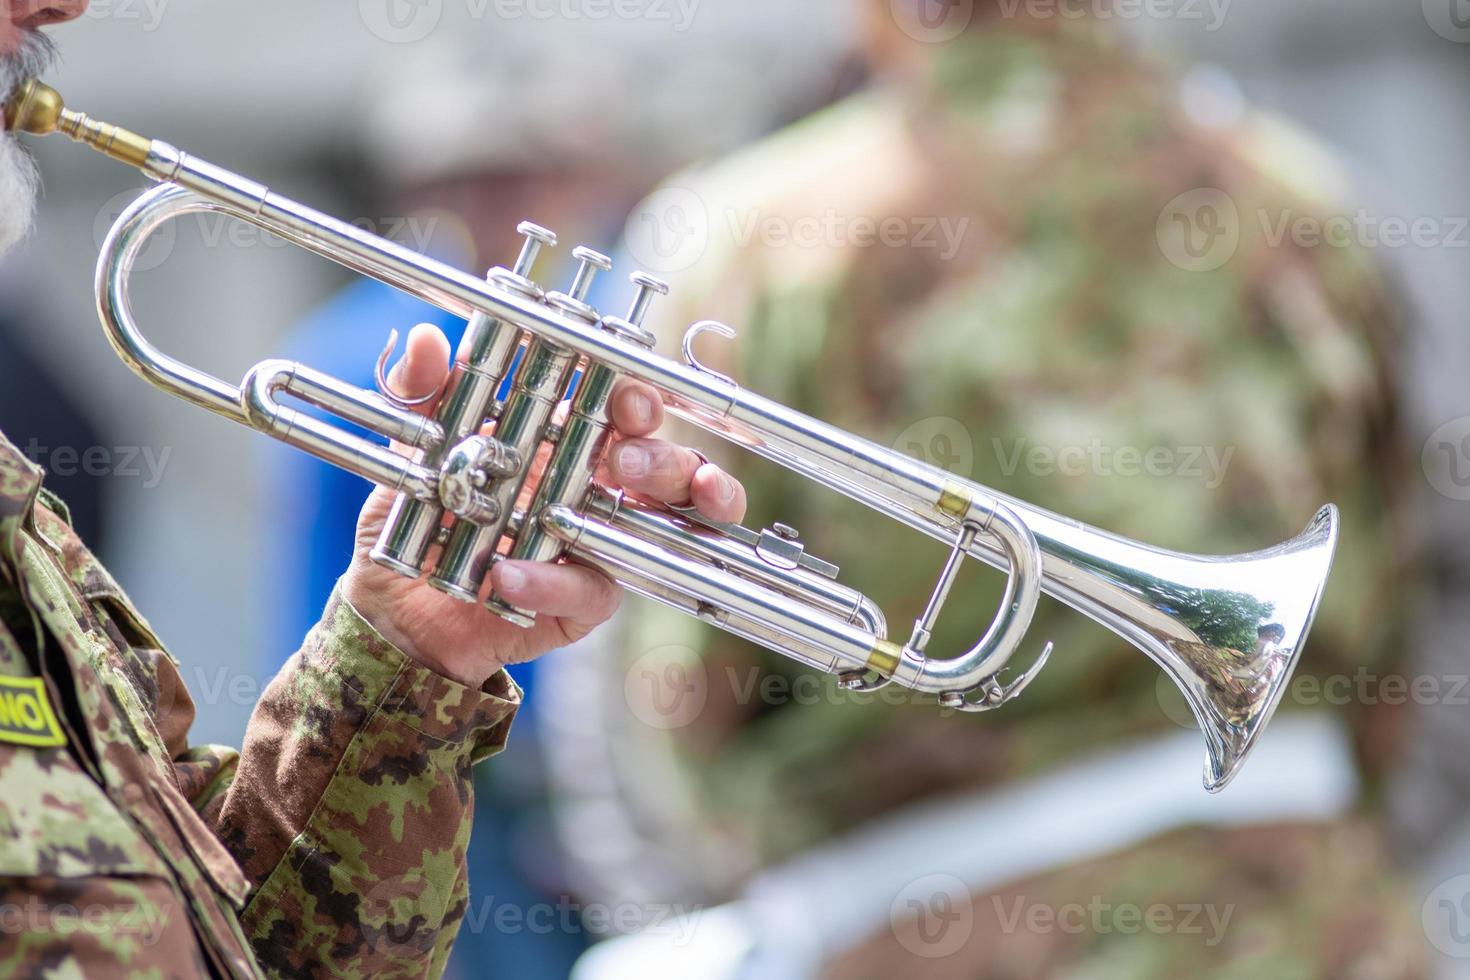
top-left (6, 80), bottom-right (1341, 791)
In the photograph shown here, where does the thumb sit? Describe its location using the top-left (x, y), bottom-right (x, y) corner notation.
top-left (385, 322), bottom-right (453, 417)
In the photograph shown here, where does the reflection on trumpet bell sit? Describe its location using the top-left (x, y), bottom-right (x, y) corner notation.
top-left (1137, 504), bottom-right (1340, 791)
top-left (5, 78), bottom-right (1341, 792)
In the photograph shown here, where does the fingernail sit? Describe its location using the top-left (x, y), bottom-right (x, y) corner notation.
top-left (499, 564), bottom-right (527, 594)
top-left (718, 472), bottom-right (737, 504)
top-left (618, 444), bottom-right (649, 477)
top-left (632, 393), bottom-right (654, 427)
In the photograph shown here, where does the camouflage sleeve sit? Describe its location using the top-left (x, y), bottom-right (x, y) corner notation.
top-left (207, 585), bottom-right (521, 978)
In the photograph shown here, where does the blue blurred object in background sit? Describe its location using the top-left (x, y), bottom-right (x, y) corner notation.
top-left (259, 253), bottom-right (622, 978)
top-left (258, 276), bottom-right (466, 679)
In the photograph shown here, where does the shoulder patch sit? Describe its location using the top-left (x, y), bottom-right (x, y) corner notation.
top-left (0, 676), bottom-right (65, 747)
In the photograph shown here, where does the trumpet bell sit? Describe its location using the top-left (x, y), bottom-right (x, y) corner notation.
top-left (1153, 504), bottom-right (1340, 791)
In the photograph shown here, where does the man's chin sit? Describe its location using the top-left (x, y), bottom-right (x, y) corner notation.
top-left (0, 131), bottom-right (39, 256)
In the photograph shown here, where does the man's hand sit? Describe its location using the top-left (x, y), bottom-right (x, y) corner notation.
top-left (341, 323), bottom-right (747, 690)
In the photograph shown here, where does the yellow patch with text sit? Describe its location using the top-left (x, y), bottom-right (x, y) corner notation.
top-left (0, 676), bottom-right (65, 747)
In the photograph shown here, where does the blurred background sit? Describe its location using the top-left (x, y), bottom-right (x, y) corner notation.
top-left (2, 1), bottom-right (1467, 977)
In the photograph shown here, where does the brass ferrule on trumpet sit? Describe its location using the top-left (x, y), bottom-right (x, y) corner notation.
top-left (6, 79), bottom-right (1340, 792)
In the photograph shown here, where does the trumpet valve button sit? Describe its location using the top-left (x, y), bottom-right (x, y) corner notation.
top-left (568, 246), bottom-right (613, 303)
top-left (513, 221), bottom-right (557, 278)
top-left (627, 271), bottom-right (670, 327)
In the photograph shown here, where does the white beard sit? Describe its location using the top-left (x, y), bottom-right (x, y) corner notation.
top-left (0, 31), bottom-right (56, 256)
top-left (0, 133), bottom-right (39, 256)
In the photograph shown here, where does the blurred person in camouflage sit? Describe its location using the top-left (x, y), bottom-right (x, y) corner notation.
top-left (0, 3), bottom-right (749, 977)
top-left (587, 0), bottom-right (1428, 974)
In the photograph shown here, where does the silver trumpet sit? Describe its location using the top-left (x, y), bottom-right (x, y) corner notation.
top-left (7, 80), bottom-right (1339, 791)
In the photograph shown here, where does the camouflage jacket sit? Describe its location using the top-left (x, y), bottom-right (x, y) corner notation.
top-left (0, 430), bottom-right (520, 978)
top-left (620, 19), bottom-right (1417, 873)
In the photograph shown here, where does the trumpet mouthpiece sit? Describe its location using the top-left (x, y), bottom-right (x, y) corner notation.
top-left (1, 79), bottom-right (152, 169)
top-left (3, 78), bottom-right (64, 136)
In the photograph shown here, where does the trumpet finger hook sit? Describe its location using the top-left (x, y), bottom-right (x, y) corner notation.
top-left (374, 328), bottom-right (445, 409)
top-left (939, 640), bottom-right (1054, 713)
